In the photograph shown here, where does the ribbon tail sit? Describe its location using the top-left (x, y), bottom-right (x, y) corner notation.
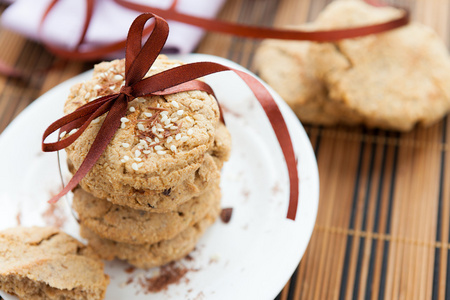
top-left (232, 70), bottom-right (299, 220)
top-left (43, 94), bottom-right (119, 152)
top-left (132, 62), bottom-right (299, 219)
top-left (48, 95), bottom-right (128, 203)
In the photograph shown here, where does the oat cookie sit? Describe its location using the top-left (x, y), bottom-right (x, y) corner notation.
top-left (254, 32), bottom-right (362, 126)
top-left (73, 186), bottom-right (221, 245)
top-left (310, 0), bottom-right (450, 130)
top-left (64, 55), bottom-right (221, 198)
top-left (72, 150), bottom-right (221, 212)
top-left (0, 226), bottom-right (109, 300)
top-left (80, 204), bottom-right (221, 269)
top-left (67, 123), bottom-right (230, 212)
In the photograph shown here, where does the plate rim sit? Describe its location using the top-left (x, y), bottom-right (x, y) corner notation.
top-left (0, 53), bottom-right (319, 300)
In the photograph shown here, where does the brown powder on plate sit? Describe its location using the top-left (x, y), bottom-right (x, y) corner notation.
top-left (42, 203), bottom-right (67, 229)
top-left (16, 211), bottom-right (21, 225)
top-left (139, 262), bottom-right (189, 293)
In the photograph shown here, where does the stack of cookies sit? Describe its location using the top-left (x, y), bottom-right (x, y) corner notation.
top-left (62, 55), bottom-right (231, 269)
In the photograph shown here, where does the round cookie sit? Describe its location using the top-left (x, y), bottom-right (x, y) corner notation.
top-left (310, 0), bottom-right (450, 131)
top-left (80, 204), bottom-right (220, 269)
top-left (254, 32), bottom-right (362, 126)
top-left (64, 55), bottom-right (221, 200)
top-left (70, 151), bottom-right (221, 212)
top-left (0, 227), bottom-right (109, 300)
top-left (67, 122), bottom-right (230, 212)
top-left (73, 185), bottom-right (221, 245)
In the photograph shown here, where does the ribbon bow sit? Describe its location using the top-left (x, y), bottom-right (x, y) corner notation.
top-left (42, 13), bottom-right (300, 220)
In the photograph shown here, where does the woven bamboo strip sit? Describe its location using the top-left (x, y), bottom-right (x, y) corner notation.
top-left (437, 119), bottom-right (450, 300)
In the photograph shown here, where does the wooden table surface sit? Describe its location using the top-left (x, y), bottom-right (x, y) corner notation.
top-left (1, 0), bottom-right (450, 299)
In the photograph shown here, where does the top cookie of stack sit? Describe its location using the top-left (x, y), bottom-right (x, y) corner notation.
top-left (254, 0), bottom-right (450, 131)
top-left (63, 55), bottom-right (223, 212)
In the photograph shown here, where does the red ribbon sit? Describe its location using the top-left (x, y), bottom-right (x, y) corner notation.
top-left (42, 13), bottom-right (300, 220)
top-left (36, 0), bottom-right (409, 60)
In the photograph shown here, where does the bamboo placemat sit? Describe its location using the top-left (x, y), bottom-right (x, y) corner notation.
top-left (0, 0), bottom-right (449, 299)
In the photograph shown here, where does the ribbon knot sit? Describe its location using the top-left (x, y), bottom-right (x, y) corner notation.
top-left (42, 13), bottom-right (301, 220)
top-left (120, 85), bottom-right (134, 99)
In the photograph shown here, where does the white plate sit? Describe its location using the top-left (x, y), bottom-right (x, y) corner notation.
top-left (0, 54), bottom-right (319, 300)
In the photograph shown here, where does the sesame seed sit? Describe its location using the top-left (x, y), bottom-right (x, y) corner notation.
top-left (135, 150), bottom-right (141, 157)
top-left (122, 143), bottom-right (130, 148)
top-left (143, 150), bottom-right (151, 154)
top-left (157, 150), bottom-right (167, 155)
top-left (93, 84), bottom-right (102, 90)
top-left (154, 145), bottom-right (163, 151)
top-left (120, 117), bottom-right (130, 123)
top-left (171, 117), bottom-right (178, 122)
top-left (129, 106), bottom-right (136, 112)
top-left (164, 124), bottom-right (173, 129)
top-left (134, 157), bottom-right (142, 162)
top-left (59, 131), bottom-right (67, 138)
top-left (109, 86), bottom-right (115, 91)
top-left (132, 163), bottom-right (139, 171)
top-left (144, 112), bottom-right (152, 117)
top-left (92, 118), bottom-right (100, 124)
top-left (170, 126), bottom-right (178, 130)
top-left (157, 103), bottom-right (161, 108)
top-left (123, 155), bottom-right (130, 161)
top-left (154, 137), bottom-right (160, 143)
top-left (84, 92), bottom-right (91, 99)
top-left (180, 136), bottom-right (189, 142)
top-left (186, 116), bottom-right (194, 122)
top-left (177, 110), bottom-right (184, 116)
top-left (137, 145), bottom-right (143, 150)
top-left (171, 101), bottom-right (179, 108)
top-left (137, 123), bottom-right (145, 131)
top-left (121, 159), bottom-right (126, 163)
top-left (167, 136), bottom-right (173, 143)
top-left (146, 137), bottom-right (152, 143)
top-left (187, 128), bottom-right (194, 135)
top-left (161, 115), bottom-right (168, 122)
top-left (170, 145), bottom-right (177, 152)
top-left (175, 134), bottom-right (181, 140)
top-left (157, 128), bottom-right (164, 132)
top-left (137, 162), bottom-right (143, 168)
top-left (165, 118), bottom-right (171, 125)
top-left (160, 111), bottom-right (168, 116)
top-left (152, 127), bottom-right (157, 134)
top-left (114, 74), bottom-right (123, 81)
top-left (121, 123), bottom-right (126, 129)
top-left (69, 129), bottom-right (78, 135)
top-left (89, 96), bottom-right (100, 102)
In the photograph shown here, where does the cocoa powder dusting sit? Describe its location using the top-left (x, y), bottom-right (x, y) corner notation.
top-left (42, 203), bottom-right (67, 229)
top-left (16, 211), bottom-right (21, 225)
top-left (139, 262), bottom-right (188, 293)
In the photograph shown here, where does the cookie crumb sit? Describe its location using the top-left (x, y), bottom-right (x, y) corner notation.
top-left (220, 208), bottom-right (233, 224)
